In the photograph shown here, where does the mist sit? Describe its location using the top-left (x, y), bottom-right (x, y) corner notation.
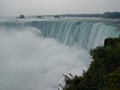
top-left (0, 27), bottom-right (90, 90)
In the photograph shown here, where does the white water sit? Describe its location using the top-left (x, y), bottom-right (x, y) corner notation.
top-left (30, 21), bottom-right (119, 49)
top-left (0, 19), bottom-right (120, 90)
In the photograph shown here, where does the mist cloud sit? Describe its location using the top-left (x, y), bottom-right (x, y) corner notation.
top-left (0, 27), bottom-right (90, 90)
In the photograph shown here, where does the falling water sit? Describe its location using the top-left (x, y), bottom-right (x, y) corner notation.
top-left (0, 19), bottom-right (120, 90)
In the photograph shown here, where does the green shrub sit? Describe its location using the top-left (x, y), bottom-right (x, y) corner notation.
top-left (60, 37), bottom-right (120, 90)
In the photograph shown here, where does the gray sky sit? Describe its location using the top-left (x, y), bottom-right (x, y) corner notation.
top-left (0, 0), bottom-right (120, 16)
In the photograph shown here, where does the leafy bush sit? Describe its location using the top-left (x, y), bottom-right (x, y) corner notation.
top-left (60, 37), bottom-right (120, 90)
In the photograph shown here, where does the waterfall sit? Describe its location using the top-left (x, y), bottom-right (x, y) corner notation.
top-left (0, 20), bottom-right (119, 49)
top-left (0, 19), bottom-right (120, 90)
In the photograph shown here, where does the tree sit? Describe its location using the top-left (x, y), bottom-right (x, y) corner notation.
top-left (18, 15), bottom-right (25, 18)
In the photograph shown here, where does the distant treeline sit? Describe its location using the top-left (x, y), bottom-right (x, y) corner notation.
top-left (27, 12), bottom-right (120, 19)
top-left (59, 12), bottom-right (120, 19)
top-left (60, 14), bottom-right (101, 17)
top-left (102, 12), bottom-right (120, 18)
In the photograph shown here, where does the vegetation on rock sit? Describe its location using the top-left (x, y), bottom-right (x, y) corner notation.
top-left (60, 37), bottom-right (120, 90)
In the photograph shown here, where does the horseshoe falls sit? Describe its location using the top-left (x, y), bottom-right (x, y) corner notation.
top-left (0, 18), bottom-right (120, 90)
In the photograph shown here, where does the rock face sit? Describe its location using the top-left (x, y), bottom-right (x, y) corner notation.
top-left (104, 37), bottom-right (120, 47)
top-left (17, 15), bottom-right (25, 18)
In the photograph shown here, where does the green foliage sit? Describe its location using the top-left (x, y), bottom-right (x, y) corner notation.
top-left (17, 15), bottom-right (25, 18)
top-left (104, 68), bottom-right (120, 90)
top-left (90, 45), bottom-right (120, 73)
top-left (60, 37), bottom-right (120, 90)
top-left (102, 12), bottom-right (120, 18)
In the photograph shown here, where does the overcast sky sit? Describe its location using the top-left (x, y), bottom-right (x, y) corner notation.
top-left (0, 0), bottom-right (120, 16)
